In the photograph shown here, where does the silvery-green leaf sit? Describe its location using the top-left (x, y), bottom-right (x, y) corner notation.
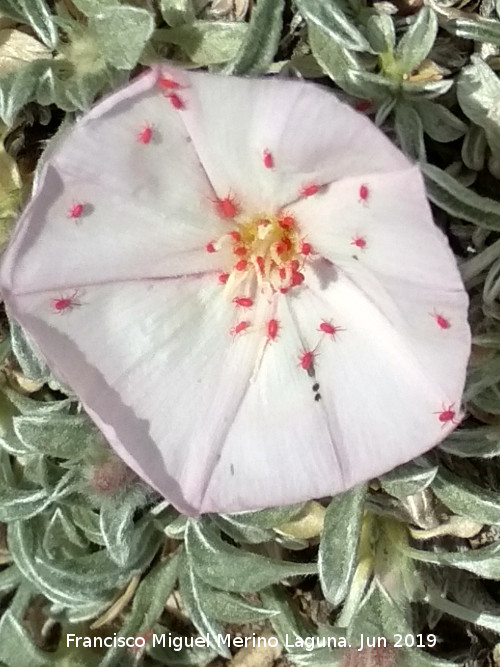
top-left (0, 566), bottom-right (21, 593)
top-left (226, 503), bottom-right (304, 528)
top-left (457, 56), bottom-right (500, 125)
top-left (426, 587), bottom-right (500, 633)
top-left (402, 78), bottom-right (453, 100)
top-left (365, 14), bottom-right (395, 53)
top-left (1, 386), bottom-right (72, 416)
top-left (211, 515), bottom-right (272, 544)
top-left (446, 15), bottom-right (500, 46)
top-left (100, 553), bottom-right (180, 667)
top-left (185, 519), bottom-right (317, 593)
top-left (178, 552), bottom-right (230, 658)
top-left (432, 467), bottom-right (500, 525)
top-left (394, 101), bottom-right (426, 160)
top-left (0, 610), bottom-right (55, 667)
top-left (308, 23), bottom-right (361, 91)
top-left (413, 99), bottom-right (467, 142)
top-left (394, 8), bottom-right (437, 75)
top-left (407, 540), bottom-right (500, 579)
top-left (90, 6), bottom-right (155, 70)
top-left (422, 162), bottom-right (500, 230)
top-left (10, 319), bottom-right (50, 383)
top-left (192, 575), bottom-right (278, 623)
top-left (155, 21), bottom-right (248, 66)
top-left (160, 0), bottom-right (196, 26)
top-left (259, 586), bottom-right (313, 645)
top-left (380, 457), bottom-right (438, 499)
top-left (0, 0), bottom-right (57, 49)
top-left (318, 485), bottom-right (366, 607)
top-left (440, 426), bottom-right (500, 458)
top-left (225, 0), bottom-right (284, 74)
top-left (43, 508), bottom-right (87, 559)
top-left (99, 497), bottom-right (135, 567)
top-left (13, 413), bottom-right (100, 459)
top-left (0, 487), bottom-right (51, 522)
top-left (375, 97), bottom-right (396, 126)
top-left (296, 0), bottom-right (373, 53)
top-left (8, 519), bottom-right (111, 609)
top-left (462, 123), bottom-right (487, 171)
top-left (70, 505), bottom-right (106, 546)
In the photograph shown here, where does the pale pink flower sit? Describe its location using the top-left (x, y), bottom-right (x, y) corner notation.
top-left (0, 65), bottom-right (470, 514)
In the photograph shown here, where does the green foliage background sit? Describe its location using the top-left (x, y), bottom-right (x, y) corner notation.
top-left (0, 0), bottom-right (500, 665)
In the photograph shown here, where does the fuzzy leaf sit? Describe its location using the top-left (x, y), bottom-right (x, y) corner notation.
top-left (9, 320), bottom-right (50, 383)
top-left (13, 413), bottom-right (100, 459)
top-left (0, 0), bottom-right (57, 49)
top-left (160, 0), bottom-right (196, 26)
top-left (296, 0), bottom-right (372, 53)
top-left (414, 100), bottom-right (467, 142)
top-left (178, 552), bottom-right (230, 657)
top-left (0, 610), bottom-right (54, 667)
top-left (446, 15), bottom-right (500, 46)
top-left (0, 565), bottom-right (22, 592)
top-left (185, 519), bottom-right (317, 593)
top-left (394, 8), bottom-right (437, 76)
top-left (0, 486), bottom-right (51, 522)
top-left (422, 162), bottom-right (500, 230)
top-left (365, 14), bottom-right (395, 53)
top-left (155, 21), bottom-right (248, 66)
top-left (380, 457), bottom-right (438, 499)
top-left (432, 467), bottom-right (500, 525)
top-left (426, 588), bottom-right (500, 633)
top-left (100, 493), bottom-right (139, 567)
top-left (226, 0), bottom-right (284, 74)
top-left (394, 101), bottom-right (426, 160)
top-left (440, 427), bottom-right (500, 458)
top-left (407, 540), bottom-right (500, 580)
top-left (318, 485), bottom-right (366, 607)
top-left (90, 6), bottom-right (154, 70)
top-left (462, 124), bottom-right (487, 171)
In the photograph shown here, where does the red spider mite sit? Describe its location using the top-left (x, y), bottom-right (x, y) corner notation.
top-left (263, 149), bottom-right (274, 169)
top-left (205, 241), bottom-right (216, 253)
top-left (359, 184), bottom-right (369, 204)
top-left (434, 403), bottom-right (457, 426)
top-left (166, 93), bottom-right (184, 110)
top-left (157, 76), bottom-right (181, 90)
top-left (51, 290), bottom-right (80, 313)
top-left (300, 241), bottom-right (312, 256)
top-left (354, 99), bottom-right (372, 112)
top-left (137, 124), bottom-right (153, 144)
top-left (298, 348), bottom-right (318, 372)
top-left (218, 272), bottom-right (229, 284)
top-left (213, 195), bottom-right (239, 219)
top-left (233, 297), bottom-right (253, 308)
top-left (351, 236), bottom-right (366, 249)
top-left (300, 183), bottom-right (320, 198)
top-left (231, 320), bottom-right (249, 336)
top-left (290, 271), bottom-right (305, 287)
top-left (278, 215), bottom-right (295, 229)
top-left (319, 321), bottom-right (343, 337)
top-left (432, 312), bottom-right (450, 329)
top-left (67, 202), bottom-right (84, 219)
top-left (234, 259), bottom-right (247, 271)
top-left (266, 319), bottom-right (279, 340)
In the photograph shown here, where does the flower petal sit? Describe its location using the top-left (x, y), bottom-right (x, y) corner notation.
top-left (6, 277), bottom-right (263, 514)
top-left (1, 66), bottom-right (228, 295)
top-left (175, 66), bottom-right (410, 212)
top-left (287, 268), bottom-right (465, 487)
top-left (290, 166), bottom-right (470, 399)
top-left (199, 295), bottom-right (346, 513)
